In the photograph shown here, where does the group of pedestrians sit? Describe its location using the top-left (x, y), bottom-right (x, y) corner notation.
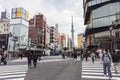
top-left (89, 49), bottom-right (120, 80)
top-left (26, 50), bottom-right (39, 68)
top-left (0, 53), bottom-right (7, 65)
top-left (82, 49), bottom-right (120, 80)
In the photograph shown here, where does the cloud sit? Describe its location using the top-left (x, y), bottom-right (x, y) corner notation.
top-left (0, 0), bottom-right (85, 46)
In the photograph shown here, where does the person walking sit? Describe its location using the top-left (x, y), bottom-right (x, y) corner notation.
top-left (99, 50), bottom-right (103, 64)
top-left (32, 51), bottom-right (38, 67)
top-left (102, 49), bottom-right (112, 79)
top-left (0, 54), bottom-right (1, 65)
top-left (111, 50), bottom-right (120, 74)
top-left (91, 51), bottom-right (95, 64)
top-left (26, 50), bottom-right (33, 68)
top-left (84, 52), bottom-right (89, 62)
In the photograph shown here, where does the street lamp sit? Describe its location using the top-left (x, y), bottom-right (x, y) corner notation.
top-left (109, 12), bottom-right (120, 53)
top-left (109, 25), bottom-right (113, 53)
top-left (18, 35), bottom-right (25, 53)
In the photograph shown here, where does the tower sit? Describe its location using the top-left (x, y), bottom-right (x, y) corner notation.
top-left (71, 16), bottom-right (74, 48)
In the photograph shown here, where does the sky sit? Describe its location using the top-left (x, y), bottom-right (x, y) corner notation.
top-left (0, 0), bottom-right (86, 46)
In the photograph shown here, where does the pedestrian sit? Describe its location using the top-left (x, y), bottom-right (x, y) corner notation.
top-left (111, 50), bottom-right (120, 74)
top-left (32, 51), bottom-right (38, 67)
top-left (91, 51), bottom-right (95, 64)
top-left (19, 53), bottom-right (23, 60)
top-left (99, 50), bottom-right (103, 64)
top-left (102, 49), bottom-right (112, 79)
top-left (84, 52), bottom-right (89, 62)
top-left (26, 50), bottom-right (33, 68)
top-left (0, 54), bottom-right (1, 65)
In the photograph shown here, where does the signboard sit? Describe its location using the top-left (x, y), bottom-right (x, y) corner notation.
top-left (61, 34), bottom-right (66, 40)
top-left (16, 8), bottom-right (22, 18)
top-left (11, 8), bottom-right (29, 21)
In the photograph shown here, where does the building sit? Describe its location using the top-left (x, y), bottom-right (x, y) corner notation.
top-left (60, 33), bottom-right (66, 49)
top-left (83, 0), bottom-right (120, 50)
top-left (0, 11), bottom-right (10, 50)
top-left (45, 25), bottom-right (50, 48)
top-left (29, 13), bottom-right (47, 50)
top-left (28, 26), bottom-right (38, 50)
top-left (50, 24), bottom-right (59, 50)
top-left (8, 8), bottom-right (29, 53)
top-left (1, 11), bottom-right (10, 19)
top-left (78, 33), bottom-right (83, 48)
top-left (67, 37), bottom-right (72, 51)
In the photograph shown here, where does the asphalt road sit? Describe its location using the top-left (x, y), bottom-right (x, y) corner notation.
top-left (24, 59), bottom-right (82, 80)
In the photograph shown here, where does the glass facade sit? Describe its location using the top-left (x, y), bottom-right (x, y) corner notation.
top-left (92, 2), bottom-right (120, 28)
top-left (88, 0), bottom-right (110, 7)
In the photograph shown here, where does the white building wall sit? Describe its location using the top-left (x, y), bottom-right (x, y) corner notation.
top-left (8, 19), bottom-right (28, 51)
top-left (46, 26), bottom-right (50, 47)
top-left (0, 19), bottom-right (10, 34)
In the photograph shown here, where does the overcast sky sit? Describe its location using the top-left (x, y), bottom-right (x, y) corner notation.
top-left (0, 0), bottom-right (85, 46)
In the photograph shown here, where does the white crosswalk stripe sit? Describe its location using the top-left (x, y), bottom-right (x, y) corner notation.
top-left (11, 56), bottom-right (69, 63)
top-left (0, 65), bottom-right (28, 80)
top-left (81, 60), bottom-right (120, 80)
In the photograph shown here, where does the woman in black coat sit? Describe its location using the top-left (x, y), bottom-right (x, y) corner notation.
top-left (111, 52), bottom-right (120, 74)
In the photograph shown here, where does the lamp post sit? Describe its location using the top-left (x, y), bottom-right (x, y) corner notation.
top-left (109, 12), bottom-right (120, 53)
top-left (109, 25), bottom-right (113, 53)
top-left (18, 35), bottom-right (25, 53)
top-left (12, 36), bottom-right (18, 52)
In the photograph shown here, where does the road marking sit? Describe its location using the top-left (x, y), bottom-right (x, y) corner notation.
top-left (0, 65), bottom-right (27, 80)
top-left (82, 60), bottom-right (120, 80)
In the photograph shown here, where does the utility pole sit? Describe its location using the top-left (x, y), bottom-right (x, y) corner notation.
top-left (71, 16), bottom-right (74, 48)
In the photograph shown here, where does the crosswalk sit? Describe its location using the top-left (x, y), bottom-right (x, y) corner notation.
top-left (81, 60), bottom-right (120, 80)
top-left (0, 65), bottom-right (28, 80)
top-left (11, 56), bottom-right (69, 63)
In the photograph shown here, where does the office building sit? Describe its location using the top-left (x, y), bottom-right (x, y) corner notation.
top-left (83, 0), bottom-right (120, 50)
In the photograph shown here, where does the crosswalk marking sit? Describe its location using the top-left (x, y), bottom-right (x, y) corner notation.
top-left (0, 56), bottom-right (69, 80)
top-left (82, 60), bottom-right (120, 80)
top-left (11, 57), bottom-right (70, 63)
top-left (4, 78), bottom-right (24, 80)
top-left (0, 65), bottom-right (28, 80)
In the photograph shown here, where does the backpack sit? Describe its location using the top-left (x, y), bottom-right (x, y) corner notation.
top-left (102, 53), bottom-right (111, 63)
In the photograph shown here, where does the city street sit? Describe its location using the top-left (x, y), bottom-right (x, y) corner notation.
top-left (0, 56), bottom-right (120, 80)
top-left (0, 56), bottom-right (82, 80)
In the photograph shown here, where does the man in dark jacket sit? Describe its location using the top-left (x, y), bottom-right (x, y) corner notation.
top-left (32, 52), bottom-right (38, 67)
top-left (111, 51), bottom-right (120, 74)
top-left (26, 50), bottom-right (33, 68)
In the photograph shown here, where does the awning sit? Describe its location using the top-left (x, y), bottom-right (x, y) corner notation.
top-left (85, 24), bottom-right (120, 36)
top-left (87, 44), bottom-right (99, 49)
top-left (26, 47), bottom-right (43, 51)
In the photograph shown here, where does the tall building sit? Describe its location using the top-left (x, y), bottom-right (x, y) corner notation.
top-left (29, 13), bottom-right (47, 49)
top-left (83, 0), bottom-right (120, 50)
top-left (1, 11), bottom-right (10, 19)
top-left (60, 34), bottom-right (66, 49)
top-left (45, 25), bottom-right (50, 48)
top-left (50, 24), bottom-right (59, 50)
top-left (0, 11), bottom-right (10, 50)
top-left (8, 8), bottom-right (29, 53)
top-left (71, 16), bottom-right (74, 48)
top-left (67, 37), bottom-right (72, 50)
